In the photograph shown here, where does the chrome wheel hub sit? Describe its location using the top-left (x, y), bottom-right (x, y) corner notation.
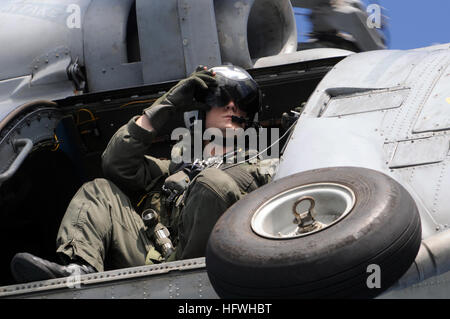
top-left (251, 183), bottom-right (356, 239)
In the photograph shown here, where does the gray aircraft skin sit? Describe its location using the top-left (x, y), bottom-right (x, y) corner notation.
top-left (0, 0), bottom-right (449, 299)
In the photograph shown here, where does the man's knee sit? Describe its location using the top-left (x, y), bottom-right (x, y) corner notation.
top-left (80, 178), bottom-right (117, 196)
top-left (193, 168), bottom-right (242, 205)
top-left (69, 178), bottom-right (135, 230)
top-left (77, 178), bottom-right (130, 204)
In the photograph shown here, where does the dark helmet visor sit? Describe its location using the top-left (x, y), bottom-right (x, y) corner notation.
top-left (204, 66), bottom-right (260, 114)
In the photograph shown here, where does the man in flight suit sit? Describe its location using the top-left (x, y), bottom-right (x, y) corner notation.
top-left (10, 65), bottom-right (278, 283)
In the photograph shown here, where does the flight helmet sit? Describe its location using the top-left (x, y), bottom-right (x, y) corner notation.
top-left (184, 64), bottom-right (261, 129)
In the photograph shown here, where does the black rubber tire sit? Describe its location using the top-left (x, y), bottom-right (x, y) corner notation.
top-left (206, 167), bottom-right (422, 299)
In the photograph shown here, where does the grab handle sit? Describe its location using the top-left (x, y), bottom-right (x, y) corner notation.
top-left (0, 138), bottom-right (33, 184)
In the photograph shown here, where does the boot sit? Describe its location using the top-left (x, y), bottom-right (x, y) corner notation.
top-left (10, 252), bottom-right (96, 284)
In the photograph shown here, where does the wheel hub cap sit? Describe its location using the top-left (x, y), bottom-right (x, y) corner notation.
top-left (251, 183), bottom-right (356, 239)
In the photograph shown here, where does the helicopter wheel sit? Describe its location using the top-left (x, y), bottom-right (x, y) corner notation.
top-left (206, 167), bottom-right (422, 298)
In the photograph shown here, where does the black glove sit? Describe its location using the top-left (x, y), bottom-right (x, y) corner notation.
top-left (143, 67), bottom-right (217, 132)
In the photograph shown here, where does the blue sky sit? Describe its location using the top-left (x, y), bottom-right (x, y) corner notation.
top-left (294, 0), bottom-right (450, 50)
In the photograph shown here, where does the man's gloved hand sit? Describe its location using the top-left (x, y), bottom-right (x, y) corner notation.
top-left (143, 66), bottom-right (217, 132)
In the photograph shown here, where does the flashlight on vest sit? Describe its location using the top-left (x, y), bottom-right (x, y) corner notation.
top-left (142, 209), bottom-right (175, 258)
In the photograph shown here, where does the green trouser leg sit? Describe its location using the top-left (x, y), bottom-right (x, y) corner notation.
top-left (56, 178), bottom-right (162, 272)
top-left (176, 166), bottom-right (259, 260)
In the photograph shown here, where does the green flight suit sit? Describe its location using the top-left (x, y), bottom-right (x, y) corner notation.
top-left (56, 116), bottom-right (278, 272)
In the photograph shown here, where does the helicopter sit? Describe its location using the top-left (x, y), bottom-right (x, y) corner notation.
top-left (0, 0), bottom-right (448, 299)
